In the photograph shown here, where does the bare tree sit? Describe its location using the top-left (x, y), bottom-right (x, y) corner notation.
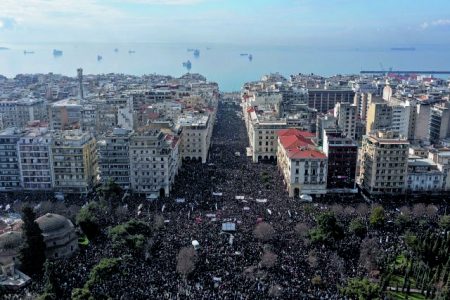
top-left (12, 201), bottom-right (29, 214)
top-left (359, 238), bottom-right (381, 274)
top-left (152, 214), bottom-right (165, 231)
top-left (294, 222), bottom-right (310, 239)
top-left (260, 250), bottom-right (278, 268)
top-left (311, 275), bottom-right (323, 286)
top-left (329, 252), bottom-right (345, 278)
top-left (412, 203), bottom-right (426, 218)
top-left (356, 203), bottom-right (369, 217)
top-left (343, 206), bottom-right (356, 217)
top-left (425, 204), bottom-right (438, 218)
top-left (307, 250), bottom-right (319, 269)
top-left (35, 201), bottom-right (54, 215)
top-left (399, 205), bottom-right (411, 216)
top-left (176, 247), bottom-right (197, 276)
top-left (66, 205), bottom-right (81, 223)
top-left (268, 284), bottom-right (283, 298)
top-left (253, 222), bottom-right (275, 242)
top-left (114, 205), bottom-right (128, 222)
top-left (330, 204), bottom-right (344, 217)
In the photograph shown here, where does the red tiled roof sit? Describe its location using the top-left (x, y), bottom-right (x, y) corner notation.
top-left (287, 149), bottom-right (327, 159)
top-left (278, 129), bottom-right (326, 160)
top-left (277, 128), bottom-right (315, 138)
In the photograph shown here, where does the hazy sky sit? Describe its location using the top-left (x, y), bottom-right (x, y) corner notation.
top-left (1, 0), bottom-right (450, 46)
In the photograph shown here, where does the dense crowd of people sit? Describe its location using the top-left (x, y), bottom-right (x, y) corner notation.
top-left (1, 101), bottom-right (449, 299)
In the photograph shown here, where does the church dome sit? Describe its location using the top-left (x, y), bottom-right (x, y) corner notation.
top-left (0, 231), bottom-right (23, 251)
top-left (35, 213), bottom-right (72, 233)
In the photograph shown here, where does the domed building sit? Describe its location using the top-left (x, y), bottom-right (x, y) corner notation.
top-left (0, 231), bottom-right (23, 276)
top-left (35, 213), bottom-right (78, 259)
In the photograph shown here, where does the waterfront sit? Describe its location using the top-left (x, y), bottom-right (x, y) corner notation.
top-left (1, 42), bottom-right (450, 91)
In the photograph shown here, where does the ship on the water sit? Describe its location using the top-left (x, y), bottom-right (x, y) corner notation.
top-left (248, 54), bottom-right (253, 61)
top-left (390, 47), bottom-right (416, 51)
top-left (193, 49), bottom-right (200, 57)
top-left (240, 53), bottom-right (248, 56)
top-left (182, 60), bottom-right (192, 71)
top-left (0, 47), bottom-right (9, 50)
top-left (97, 55), bottom-right (103, 61)
top-left (114, 48), bottom-right (119, 53)
top-left (23, 50), bottom-right (35, 54)
top-left (53, 49), bottom-right (63, 56)
top-left (128, 50), bottom-right (135, 54)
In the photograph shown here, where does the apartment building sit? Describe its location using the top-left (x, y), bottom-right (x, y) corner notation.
top-left (277, 129), bottom-right (327, 197)
top-left (334, 102), bottom-right (357, 139)
top-left (366, 101), bottom-right (411, 138)
top-left (429, 103), bottom-right (450, 144)
top-left (323, 128), bottom-right (358, 191)
top-left (50, 99), bottom-right (82, 130)
top-left (129, 128), bottom-right (180, 197)
top-left (307, 88), bottom-right (355, 113)
top-left (0, 98), bottom-right (47, 128)
top-left (176, 113), bottom-right (213, 163)
top-left (98, 128), bottom-right (132, 190)
top-left (17, 126), bottom-right (54, 191)
top-left (428, 149), bottom-right (450, 191)
top-left (359, 131), bottom-right (409, 195)
top-left (0, 128), bottom-right (22, 191)
top-left (407, 156), bottom-right (444, 193)
top-left (52, 130), bottom-right (97, 194)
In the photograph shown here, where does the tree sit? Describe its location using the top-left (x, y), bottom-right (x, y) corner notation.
top-left (439, 215), bottom-right (450, 234)
top-left (176, 247), bottom-right (197, 276)
top-left (108, 219), bottom-right (151, 253)
top-left (19, 206), bottom-right (46, 275)
top-left (369, 206), bottom-right (385, 228)
top-left (294, 222), bottom-right (310, 239)
top-left (349, 218), bottom-right (367, 238)
top-left (340, 278), bottom-right (380, 300)
top-left (395, 213), bottom-right (412, 232)
top-left (260, 250), bottom-right (278, 268)
top-left (76, 202), bottom-right (106, 240)
top-left (37, 261), bottom-right (61, 300)
top-left (101, 179), bottom-right (123, 203)
top-left (359, 238), bottom-right (381, 273)
top-left (71, 288), bottom-right (93, 300)
top-left (309, 212), bottom-right (344, 244)
top-left (85, 257), bottom-right (121, 290)
top-left (253, 222), bottom-right (275, 242)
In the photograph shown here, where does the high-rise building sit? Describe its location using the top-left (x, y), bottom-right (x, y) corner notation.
top-left (0, 128), bottom-right (22, 191)
top-left (307, 88), bottom-right (355, 113)
top-left (50, 99), bottom-right (82, 130)
top-left (429, 103), bottom-right (450, 144)
top-left (334, 102), bottom-right (357, 139)
top-left (315, 114), bottom-right (337, 145)
top-left (359, 131), bottom-right (409, 195)
top-left (129, 129), bottom-right (180, 197)
top-left (323, 128), bottom-right (357, 191)
top-left (52, 130), bottom-right (97, 194)
top-left (98, 128), bottom-right (132, 190)
top-left (77, 68), bottom-right (84, 100)
top-left (176, 113), bottom-right (213, 163)
top-left (17, 126), bottom-right (54, 191)
top-left (0, 98), bottom-right (48, 129)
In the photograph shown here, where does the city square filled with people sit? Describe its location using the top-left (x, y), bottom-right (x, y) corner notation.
top-left (1, 100), bottom-right (449, 299)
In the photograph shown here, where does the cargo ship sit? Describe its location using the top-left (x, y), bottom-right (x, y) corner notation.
top-left (53, 49), bottom-right (63, 56)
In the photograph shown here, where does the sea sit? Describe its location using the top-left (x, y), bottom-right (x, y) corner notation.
top-left (1, 42), bottom-right (450, 92)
